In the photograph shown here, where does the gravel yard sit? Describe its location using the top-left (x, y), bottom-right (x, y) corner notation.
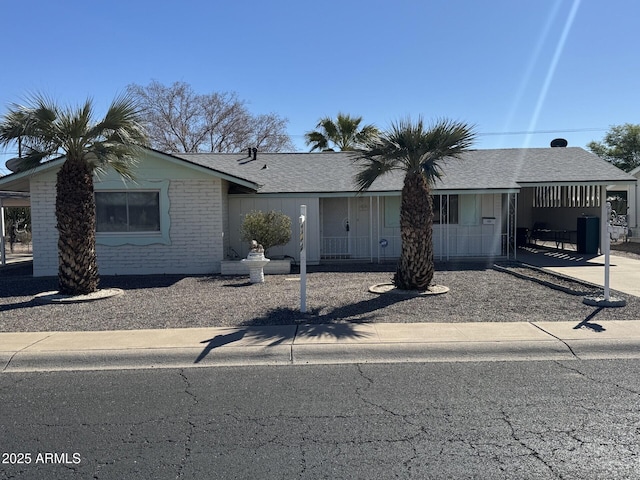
top-left (1, 261), bottom-right (639, 332)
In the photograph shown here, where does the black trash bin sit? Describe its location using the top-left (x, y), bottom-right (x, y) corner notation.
top-left (576, 216), bottom-right (599, 254)
top-left (516, 227), bottom-right (529, 246)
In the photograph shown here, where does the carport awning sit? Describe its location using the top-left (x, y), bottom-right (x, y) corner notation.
top-left (0, 191), bottom-right (30, 207)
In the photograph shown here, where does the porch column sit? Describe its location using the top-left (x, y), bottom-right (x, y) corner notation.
top-left (512, 192), bottom-right (518, 260)
top-left (600, 185), bottom-right (607, 254)
top-left (0, 203), bottom-right (5, 266)
top-left (369, 196), bottom-right (373, 263)
top-left (376, 196), bottom-right (381, 263)
top-left (631, 180), bottom-right (638, 230)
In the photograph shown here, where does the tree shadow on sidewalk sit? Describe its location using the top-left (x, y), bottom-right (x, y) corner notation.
top-left (194, 292), bottom-right (413, 363)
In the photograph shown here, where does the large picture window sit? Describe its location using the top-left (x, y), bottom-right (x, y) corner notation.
top-left (96, 191), bottom-right (160, 232)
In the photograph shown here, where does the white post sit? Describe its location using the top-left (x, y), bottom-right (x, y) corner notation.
top-left (604, 200), bottom-right (611, 301)
top-left (299, 205), bottom-right (307, 313)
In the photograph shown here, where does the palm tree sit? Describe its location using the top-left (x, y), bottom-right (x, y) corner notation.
top-left (305, 113), bottom-right (378, 151)
top-left (354, 117), bottom-right (476, 291)
top-left (0, 94), bottom-right (148, 295)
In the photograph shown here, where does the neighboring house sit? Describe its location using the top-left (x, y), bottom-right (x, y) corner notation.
top-left (0, 146), bottom-right (636, 276)
top-left (0, 191), bottom-right (31, 264)
top-left (608, 165), bottom-right (640, 238)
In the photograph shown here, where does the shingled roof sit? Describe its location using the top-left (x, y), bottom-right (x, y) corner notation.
top-left (175, 147), bottom-right (636, 195)
top-left (1, 147), bottom-right (635, 196)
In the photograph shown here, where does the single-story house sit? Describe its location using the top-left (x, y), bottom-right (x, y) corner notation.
top-left (0, 146), bottom-right (636, 276)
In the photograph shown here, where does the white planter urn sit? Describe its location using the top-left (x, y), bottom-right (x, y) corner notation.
top-left (241, 252), bottom-right (271, 283)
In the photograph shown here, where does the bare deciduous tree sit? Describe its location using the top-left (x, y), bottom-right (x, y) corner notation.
top-left (127, 80), bottom-right (295, 153)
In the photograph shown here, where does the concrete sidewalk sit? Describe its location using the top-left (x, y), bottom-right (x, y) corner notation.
top-left (3, 320), bottom-right (640, 372)
top-left (2, 249), bottom-right (639, 373)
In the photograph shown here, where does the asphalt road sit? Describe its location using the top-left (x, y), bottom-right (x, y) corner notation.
top-left (1, 360), bottom-right (640, 479)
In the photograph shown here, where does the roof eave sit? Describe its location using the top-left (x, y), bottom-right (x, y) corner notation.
top-left (0, 158), bottom-right (66, 192)
top-left (146, 150), bottom-right (261, 191)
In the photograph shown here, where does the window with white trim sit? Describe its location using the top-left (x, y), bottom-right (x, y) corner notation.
top-left (96, 191), bottom-right (160, 232)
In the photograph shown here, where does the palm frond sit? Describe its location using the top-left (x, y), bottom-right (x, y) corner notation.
top-left (421, 117), bottom-right (477, 159)
top-left (304, 130), bottom-right (329, 152)
top-left (0, 93), bottom-right (149, 178)
top-left (353, 155), bottom-right (399, 191)
top-left (305, 113), bottom-right (378, 152)
top-left (353, 116), bottom-right (476, 190)
top-left (90, 93), bottom-right (148, 146)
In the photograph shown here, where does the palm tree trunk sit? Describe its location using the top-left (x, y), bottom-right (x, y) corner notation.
top-left (394, 171), bottom-right (434, 290)
top-left (55, 156), bottom-right (99, 294)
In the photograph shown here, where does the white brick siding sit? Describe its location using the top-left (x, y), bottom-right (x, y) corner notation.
top-left (31, 178), bottom-right (226, 276)
top-left (221, 180), bottom-right (230, 258)
top-left (96, 178), bottom-right (225, 275)
top-left (31, 180), bottom-right (58, 276)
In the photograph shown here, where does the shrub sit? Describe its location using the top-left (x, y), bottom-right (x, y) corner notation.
top-left (240, 210), bottom-right (292, 255)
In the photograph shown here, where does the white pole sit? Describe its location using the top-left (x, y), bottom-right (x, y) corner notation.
top-left (604, 200), bottom-right (611, 301)
top-left (300, 205), bottom-right (307, 313)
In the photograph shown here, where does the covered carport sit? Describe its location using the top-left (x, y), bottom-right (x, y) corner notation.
top-left (1, 191), bottom-right (31, 265)
top-left (516, 182), bottom-right (635, 254)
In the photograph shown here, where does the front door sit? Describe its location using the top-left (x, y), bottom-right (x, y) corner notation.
top-left (320, 198), bottom-right (350, 258)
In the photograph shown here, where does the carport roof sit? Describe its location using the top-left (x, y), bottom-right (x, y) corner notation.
top-left (0, 190), bottom-right (30, 207)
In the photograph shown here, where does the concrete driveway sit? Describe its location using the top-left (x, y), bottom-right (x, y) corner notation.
top-left (517, 246), bottom-right (640, 297)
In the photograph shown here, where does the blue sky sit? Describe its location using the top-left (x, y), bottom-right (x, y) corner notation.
top-left (1, 0), bottom-right (638, 174)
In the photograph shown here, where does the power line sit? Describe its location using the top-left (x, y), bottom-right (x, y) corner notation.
top-left (286, 127), bottom-right (608, 139)
top-left (477, 127), bottom-right (607, 137)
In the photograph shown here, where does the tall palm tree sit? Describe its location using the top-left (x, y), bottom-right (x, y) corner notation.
top-left (0, 94), bottom-right (148, 295)
top-left (305, 113), bottom-right (378, 151)
top-left (354, 117), bottom-right (476, 291)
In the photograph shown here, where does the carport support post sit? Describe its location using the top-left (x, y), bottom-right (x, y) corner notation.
top-left (604, 202), bottom-right (611, 302)
top-left (299, 205), bottom-right (307, 313)
top-left (601, 187), bottom-right (611, 301)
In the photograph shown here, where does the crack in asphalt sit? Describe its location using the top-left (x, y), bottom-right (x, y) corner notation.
top-left (175, 369), bottom-right (198, 479)
top-left (353, 364), bottom-right (422, 473)
top-left (500, 408), bottom-right (565, 479)
top-left (553, 360), bottom-right (640, 398)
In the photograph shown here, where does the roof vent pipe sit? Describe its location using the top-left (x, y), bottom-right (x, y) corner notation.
top-left (550, 138), bottom-right (568, 147)
top-left (247, 147), bottom-right (252, 157)
top-left (252, 147), bottom-right (257, 160)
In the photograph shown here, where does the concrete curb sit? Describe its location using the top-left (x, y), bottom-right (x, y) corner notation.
top-left (291, 340), bottom-right (575, 365)
top-left (3, 321), bottom-right (640, 372)
top-left (2, 346), bottom-right (293, 372)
